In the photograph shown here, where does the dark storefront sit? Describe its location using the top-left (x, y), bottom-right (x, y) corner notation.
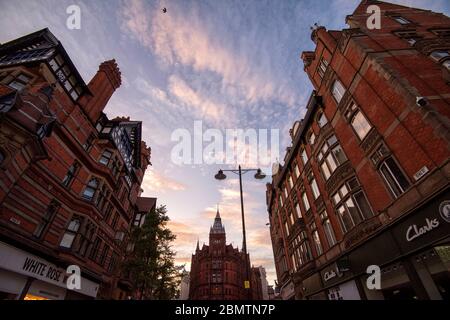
top-left (302, 187), bottom-right (450, 300)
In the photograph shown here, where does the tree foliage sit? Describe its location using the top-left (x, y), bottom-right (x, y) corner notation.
top-left (123, 205), bottom-right (181, 300)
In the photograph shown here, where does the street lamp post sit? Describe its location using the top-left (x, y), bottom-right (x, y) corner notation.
top-left (214, 165), bottom-right (266, 300)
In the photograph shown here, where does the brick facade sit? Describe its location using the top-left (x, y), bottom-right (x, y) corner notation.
top-left (189, 210), bottom-right (252, 300)
top-left (0, 29), bottom-right (153, 300)
top-left (267, 0), bottom-right (450, 300)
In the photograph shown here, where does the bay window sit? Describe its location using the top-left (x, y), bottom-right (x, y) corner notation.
top-left (321, 210), bottom-right (337, 247)
top-left (332, 177), bottom-right (373, 233)
top-left (318, 135), bottom-right (347, 180)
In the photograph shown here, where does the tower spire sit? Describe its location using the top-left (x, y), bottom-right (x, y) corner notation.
top-left (196, 238), bottom-right (200, 251)
top-left (210, 206), bottom-right (225, 234)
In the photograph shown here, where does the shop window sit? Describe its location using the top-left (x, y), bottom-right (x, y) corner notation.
top-left (317, 57), bottom-right (329, 79)
top-left (33, 200), bottom-right (60, 239)
top-left (62, 162), bottom-right (79, 188)
top-left (320, 210), bottom-right (337, 247)
top-left (318, 135), bottom-right (347, 180)
top-left (60, 216), bottom-right (81, 248)
top-left (371, 145), bottom-right (410, 198)
top-left (331, 79), bottom-right (346, 103)
top-left (351, 110), bottom-right (372, 140)
top-left (317, 110), bottom-right (328, 128)
top-left (99, 150), bottom-right (113, 166)
top-left (311, 222), bottom-right (323, 256)
top-left (332, 177), bottom-right (373, 233)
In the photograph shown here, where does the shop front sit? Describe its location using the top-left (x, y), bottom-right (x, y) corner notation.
top-left (0, 241), bottom-right (99, 300)
top-left (302, 187), bottom-right (450, 300)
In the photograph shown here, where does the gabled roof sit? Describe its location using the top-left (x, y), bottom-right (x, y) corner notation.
top-left (0, 28), bottom-right (90, 95)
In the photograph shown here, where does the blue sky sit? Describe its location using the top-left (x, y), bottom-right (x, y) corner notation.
top-left (1, 0), bottom-right (449, 285)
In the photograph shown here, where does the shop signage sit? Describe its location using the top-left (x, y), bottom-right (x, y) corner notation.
top-left (392, 190), bottom-right (450, 254)
top-left (323, 264), bottom-right (344, 282)
top-left (405, 218), bottom-right (440, 242)
top-left (0, 242), bottom-right (99, 297)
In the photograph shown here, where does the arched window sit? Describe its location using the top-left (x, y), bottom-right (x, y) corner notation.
top-left (82, 178), bottom-right (99, 201)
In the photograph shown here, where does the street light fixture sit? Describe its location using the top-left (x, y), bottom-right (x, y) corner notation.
top-left (214, 165), bottom-right (266, 300)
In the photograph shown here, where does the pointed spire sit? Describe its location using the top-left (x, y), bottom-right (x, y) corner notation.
top-left (196, 238), bottom-right (200, 251)
top-left (210, 205), bottom-right (225, 234)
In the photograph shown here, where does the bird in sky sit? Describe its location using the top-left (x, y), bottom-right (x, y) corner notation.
top-left (162, 7), bottom-right (167, 13)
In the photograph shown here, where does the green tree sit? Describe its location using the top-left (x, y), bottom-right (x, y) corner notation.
top-left (123, 205), bottom-right (181, 300)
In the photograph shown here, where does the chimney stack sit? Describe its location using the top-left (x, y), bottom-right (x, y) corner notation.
top-left (82, 59), bottom-right (121, 123)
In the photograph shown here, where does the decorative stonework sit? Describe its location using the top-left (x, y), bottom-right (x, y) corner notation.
top-left (414, 37), bottom-right (450, 55)
top-left (325, 161), bottom-right (354, 195)
top-left (360, 129), bottom-right (382, 154)
top-left (343, 216), bottom-right (382, 249)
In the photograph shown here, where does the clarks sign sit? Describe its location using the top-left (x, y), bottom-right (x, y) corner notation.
top-left (393, 190), bottom-right (450, 253)
top-left (405, 218), bottom-right (440, 242)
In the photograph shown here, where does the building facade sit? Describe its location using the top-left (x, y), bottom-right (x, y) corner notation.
top-left (0, 29), bottom-right (153, 300)
top-left (189, 210), bottom-right (251, 300)
top-left (267, 0), bottom-right (450, 300)
top-left (250, 266), bottom-right (269, 300)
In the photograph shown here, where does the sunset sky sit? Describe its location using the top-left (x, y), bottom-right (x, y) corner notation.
top-left (1, 0), bottom-right (449, 285)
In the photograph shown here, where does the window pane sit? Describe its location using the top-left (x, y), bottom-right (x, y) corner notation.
top-left (324, 219), bottom-right (337, 247)
top-left (8, 80), bottom-right (26, 91)
top-left (313, 230), bottom-right (323, 256)
top-left (311, 179), bottom-right (320, 199)
top-left (327, 135), bottom-right (337, 146)
top-left (346, 197), bottom-right (362, 225)
top-left (430, 50), bottom-right (450, 61)
top-left (302, 193), bottom-right (310, 211)
top-left (337, 205), bottom-right (354, 233)
top-left (326, 153), bottom-right (337, 172)
top-left (301, 149), bottom-right (308, 164)
top-left (321, 161), bottom-right (331, 180)
top-left (318, 112), bottom-right (328, 127)
top-left (68, 219), bottom-right (80, 232)
top-left (352, 111), bottom-right (372, 140)
top-left (60, 233), bottom-right (75, 248)
top-left (83, 187), bottom-right (95, 200)
top-left (332, 80), bottom-right (346, 103)
top-left (332, 145), bottom-right (347, 165)
top-left (354, 191), bottom-right (373, 219)
top-left (295, 203), bottom-right (302, 218)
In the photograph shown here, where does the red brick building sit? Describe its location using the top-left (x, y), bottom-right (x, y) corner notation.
top-left (189, 210), bottom-right (252, 300)
top-left (0, 29), bottom-right (153, 300)
top-left (267, 0), bottom-right (450, 300)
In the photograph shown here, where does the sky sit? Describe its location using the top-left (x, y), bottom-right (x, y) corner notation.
top-left (1, 0), bottom-right (449, 286)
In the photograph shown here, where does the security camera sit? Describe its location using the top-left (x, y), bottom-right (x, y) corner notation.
top-left (416, 96), bottom-right (428, 107)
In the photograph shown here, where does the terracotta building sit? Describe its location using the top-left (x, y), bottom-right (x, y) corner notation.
top-left (0, 29), bottom-right (153, 300)
top-left (189, 210), bottom-right (252, 300)
top-left (266, 0), bottom-right (450, 300)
